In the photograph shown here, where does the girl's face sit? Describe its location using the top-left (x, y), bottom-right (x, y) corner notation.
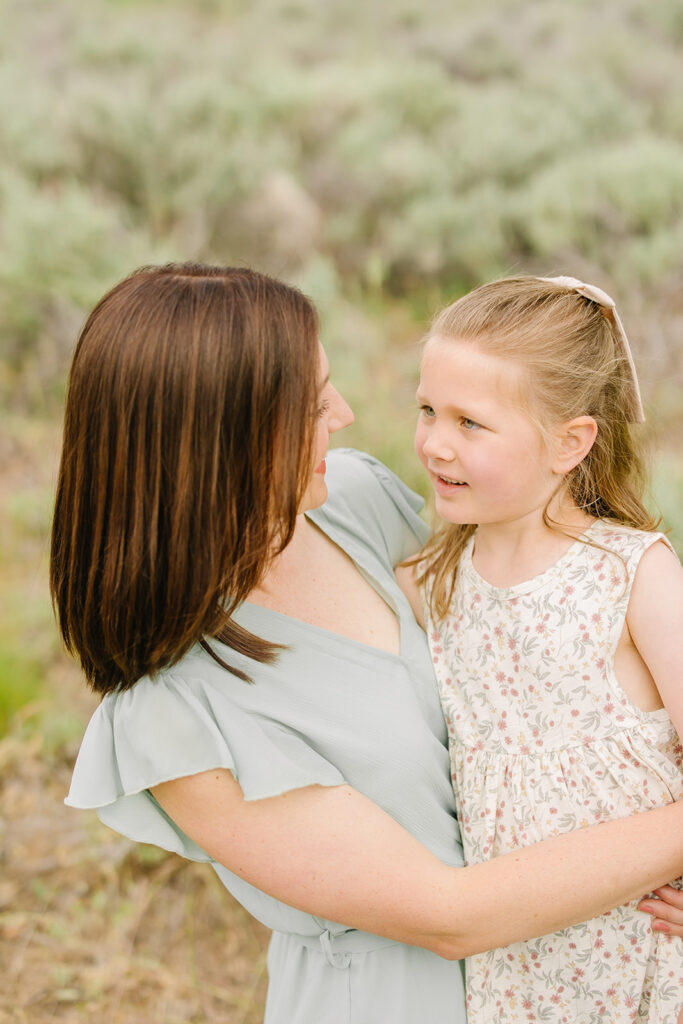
top-left (415, 336), bottom-right (558, 528)
top-left (300, 343), bottom-right (354, 512)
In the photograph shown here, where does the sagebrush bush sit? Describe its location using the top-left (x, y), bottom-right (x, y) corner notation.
top-left (510, 137), bottom-right (683, 281)
top-left (0, 0), bottom-right (681, 417)
top-left (0, 170), bottom-right (170, 405)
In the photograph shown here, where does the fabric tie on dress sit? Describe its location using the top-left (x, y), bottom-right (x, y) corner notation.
top-left (319, 931), bottom-right (352, 970)
top-left (538, 274), bottom-right (645, 423)
top-left (294, 928), bottom-right (400, 970)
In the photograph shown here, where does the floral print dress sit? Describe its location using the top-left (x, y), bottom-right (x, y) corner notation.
top-left (427, 521), bottom-right (683, 1024)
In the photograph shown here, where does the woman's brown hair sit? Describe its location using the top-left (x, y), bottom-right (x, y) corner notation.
top-left (418, 275), bottom-right (659, 621)
top-left (50, 263), bottom-right (319, 692)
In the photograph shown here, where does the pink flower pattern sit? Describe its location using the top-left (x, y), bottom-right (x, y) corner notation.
top-left (427, 521), bottom-right (683, 1023)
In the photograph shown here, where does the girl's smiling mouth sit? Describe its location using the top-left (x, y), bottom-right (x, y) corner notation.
top-left (433, 473), bottom-right (469, 494)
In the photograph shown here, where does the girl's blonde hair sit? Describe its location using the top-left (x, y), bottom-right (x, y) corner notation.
top-left (418, 275), bottom-right (659, 621)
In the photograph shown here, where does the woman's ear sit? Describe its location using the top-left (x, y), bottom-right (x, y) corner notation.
top-left (551, 416), bottom-right (598, 475)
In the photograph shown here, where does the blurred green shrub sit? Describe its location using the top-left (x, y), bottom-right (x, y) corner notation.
top-left (0, 170), bottom-right (170, 406)
top-left (0, 0), bottom-right (680, 421)
top-left (512, 137), bottom-right (683, 281)
top-left (0, 0), bottom-right (680, 745)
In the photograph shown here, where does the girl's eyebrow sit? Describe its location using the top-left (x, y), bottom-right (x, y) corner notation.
top-left (318, 373), bottom-right (330, 391)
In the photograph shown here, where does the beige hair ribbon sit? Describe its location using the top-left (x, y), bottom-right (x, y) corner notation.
top-left (538, 275), bottom-right (645, 423)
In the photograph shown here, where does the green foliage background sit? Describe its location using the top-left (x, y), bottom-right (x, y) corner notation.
top-left (1, 0), bottom-right (682, 733)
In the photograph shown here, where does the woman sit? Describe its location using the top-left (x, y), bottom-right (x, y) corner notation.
top-left (55, 263), bottom-right (683, 1024)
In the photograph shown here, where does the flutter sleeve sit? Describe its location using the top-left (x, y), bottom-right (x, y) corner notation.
top-left (65, 669), bottom-right (345, 861)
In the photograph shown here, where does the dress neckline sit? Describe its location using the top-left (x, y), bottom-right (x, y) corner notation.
top-left (463, 520), bottom-right (601, 598)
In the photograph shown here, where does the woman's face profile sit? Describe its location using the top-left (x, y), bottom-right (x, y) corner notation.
top-left (299, 342), bottom-right (354, 513)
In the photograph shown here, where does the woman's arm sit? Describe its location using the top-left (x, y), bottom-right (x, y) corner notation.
top-left (151, 770), bottom-right (683, 960)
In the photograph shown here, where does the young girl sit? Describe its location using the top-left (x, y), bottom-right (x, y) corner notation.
top-left (399, 275), bottom-right (683, 1023)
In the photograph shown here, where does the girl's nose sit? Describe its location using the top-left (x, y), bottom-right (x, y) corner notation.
top-left (421, 425), bottom-right (456, 462)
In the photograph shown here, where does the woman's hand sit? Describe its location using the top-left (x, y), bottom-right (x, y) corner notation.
top-left (639, 885), bottom-right (683, 938)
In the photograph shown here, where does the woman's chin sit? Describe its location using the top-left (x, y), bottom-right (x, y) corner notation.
top-left (299, 477), bottom-right (328, 513)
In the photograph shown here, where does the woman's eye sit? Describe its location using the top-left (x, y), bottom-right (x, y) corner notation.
top-left (461, 417), bottom-right (481, 431)
top-left (419, 404), bottom-right (435, 418)
top-left (317, 399), bottom-right (331, 418)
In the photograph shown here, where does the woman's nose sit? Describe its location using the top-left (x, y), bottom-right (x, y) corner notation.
top-left (328, 390), bottom-right (354, 432)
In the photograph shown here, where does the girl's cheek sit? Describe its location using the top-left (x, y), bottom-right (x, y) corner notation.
top-left (414, 425), bottom-right (427, 465)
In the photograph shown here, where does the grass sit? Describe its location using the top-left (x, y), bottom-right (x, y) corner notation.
top-left (1, 733), bottom-right (270, 1022)
top-left (0, 649), bottom-right (44, 736)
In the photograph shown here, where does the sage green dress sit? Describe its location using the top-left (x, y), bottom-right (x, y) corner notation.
top-left (66, 449), bottom-right (467, 1024)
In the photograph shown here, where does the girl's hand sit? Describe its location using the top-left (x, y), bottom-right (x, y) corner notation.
top-left (639, 886), bottom-right (683, 938)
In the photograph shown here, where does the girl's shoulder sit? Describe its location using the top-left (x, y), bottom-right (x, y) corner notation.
top-left (582, 520), bottom-right (679, 606)
top-left (587, 519), bottom-right (675, 563)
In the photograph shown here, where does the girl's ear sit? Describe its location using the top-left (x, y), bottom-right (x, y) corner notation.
top-left (552, 416), bottom-right (598, 475)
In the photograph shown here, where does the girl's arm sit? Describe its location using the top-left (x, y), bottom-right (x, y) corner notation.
top-left (151, 770), bottom-right (683, 959)
top-left (626, 539), bottom-right (683, 739)
top-left (624, 539), bottom-right (683, 934)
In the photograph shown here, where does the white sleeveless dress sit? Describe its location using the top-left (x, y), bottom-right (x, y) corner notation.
top-left (428, 521), bottom-right (683, 1024)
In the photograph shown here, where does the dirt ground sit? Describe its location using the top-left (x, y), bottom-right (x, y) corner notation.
top-left (0, 667), bottom-right (270, 1024)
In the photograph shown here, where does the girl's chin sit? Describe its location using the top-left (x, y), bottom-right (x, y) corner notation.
top-left (434, 493), bottom-right (475, 524)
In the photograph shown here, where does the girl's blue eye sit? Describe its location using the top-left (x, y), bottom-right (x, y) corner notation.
top-left (461, 417), bottom-right (481, 431)
top-left (317, 399), bottom-right (331, 418)
top-left (420, 404), bottom-right (435, 417)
